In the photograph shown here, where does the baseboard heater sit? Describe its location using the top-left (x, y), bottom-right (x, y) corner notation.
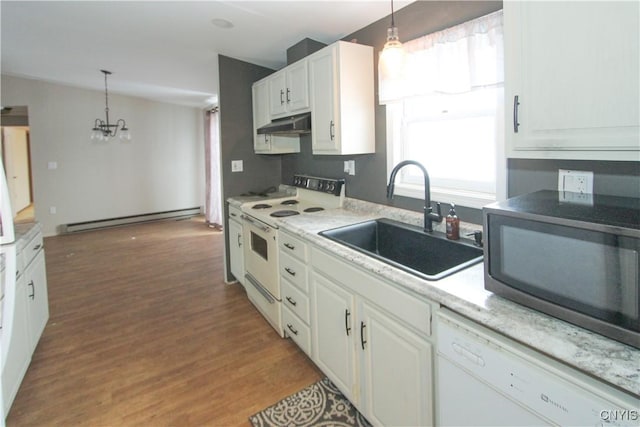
top-left (61, 207), bottom-right (202, 233)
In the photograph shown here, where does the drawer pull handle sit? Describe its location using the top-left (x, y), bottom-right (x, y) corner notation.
top-left (33, 244), bottom-right (42, 251)
top-left (360, 321), bottom-right (367, 350)
top-left (287, 323), bottom-right (298, 336)
top-left (345, 309), bottom-right (351, 336)
top-left (284, 243), bottom-right (295, 250)
top-left (285, 267), bottom-right (296, 276)
top-left (280, 89), bottom-right (285, 105)
top-left (28, 280), bottom-right (35, 299)
top-left (513, 95), bottom-right (520, 133)
top-left (237, 235), bottom-right (242, 248)
top-left (286, 296), bottom-right (297, 306)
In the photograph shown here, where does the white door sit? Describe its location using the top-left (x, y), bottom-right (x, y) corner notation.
top-left (312, 272), bottom-right (356, 402)
top-left (360, 300), bottom-right (434, 426)
top-left (25, 250), bottom-right (49, 353)
top-left (228, 218), bottom-right (244, 286)
top-left (310, 47), bottom-right (338, 153)
top-left (286, 60), bottom-right (310, 113)
top-left (252, 80), bottom-right (272, 153)
top-left (506, 1), bottom-right (639, 155)
top-left (268, 71), bottom-right (288, 117)
top-left (2, 127), bottom-right (31, 214)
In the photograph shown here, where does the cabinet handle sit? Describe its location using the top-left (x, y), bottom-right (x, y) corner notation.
top-left (286, 296), bottom-right (297, 306)
top-left (33, 244), bottom-right (42, 251)
top-left (237, 234), bottom-right (242, 248)
top-left (284, 243), bottom-right (295, 250)
top-left (330, 120), bottom-right (335, 140)
top-left (513, 95), bottom-right (520, 133)
top-left (280, 89), bottom-right (285, 105)
top-left (287, 323), bottom-right (299, 336)
top-left (345, 309), bottom-right (351, 336)
top-left (286, 88), bottom-right (291, 103)
top-left (284, 267), bottom-right (296, 276)
top-left (28, 280), bottom-right (35, 300)
top-left (360, 321), bottom-right (367, 350)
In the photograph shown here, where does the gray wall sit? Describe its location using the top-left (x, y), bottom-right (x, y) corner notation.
top-left (281, 0), bottom-right (640, 223)
top-left (281, 1), bottom-right (504, 225)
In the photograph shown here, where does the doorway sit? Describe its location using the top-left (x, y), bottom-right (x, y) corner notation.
top-left (1, 106), bottom-right (35, 223)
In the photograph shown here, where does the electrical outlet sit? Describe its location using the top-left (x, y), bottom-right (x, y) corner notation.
top-left (558, 169), bottom-right (593, 194)
top-left (348, 160), bottom-right (355, 176)
top-left (231, 160), bottom-right (243, 172)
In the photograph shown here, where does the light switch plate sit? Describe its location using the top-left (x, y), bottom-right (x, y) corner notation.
top-left (558, 169), bottom-right (593, 194)
top-left (231, 160), bottom-right (243, 172)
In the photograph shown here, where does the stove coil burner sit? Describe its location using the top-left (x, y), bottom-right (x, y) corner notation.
top-left (281, 199), bottom-right (299, 205)
top-left (270, 210), bottom-right (300, 218)
top-left (252, 203), bottom-right (272, 209)
top-left (304, 207), bottom-right (325, 213)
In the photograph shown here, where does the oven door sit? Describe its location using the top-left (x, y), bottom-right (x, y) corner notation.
top-left (242, 214), bottom-right (280, 300)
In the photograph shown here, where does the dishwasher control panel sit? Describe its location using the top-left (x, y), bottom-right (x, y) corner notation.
top-left (437, 310), bottom-right (639, 427)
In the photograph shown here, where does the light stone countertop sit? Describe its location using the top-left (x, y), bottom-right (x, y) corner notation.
top-left (234, 196), bottom-right (640, 398)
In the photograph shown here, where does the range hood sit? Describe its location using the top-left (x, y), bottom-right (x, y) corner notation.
top-left (257, 112), bottom-right (311, 135)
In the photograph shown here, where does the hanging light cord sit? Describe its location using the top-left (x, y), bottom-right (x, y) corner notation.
top-left (390, 0), bottom-right (396, 27)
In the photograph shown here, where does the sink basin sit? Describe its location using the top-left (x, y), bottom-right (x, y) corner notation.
top-left (319, 218), bottom-right (483, 280)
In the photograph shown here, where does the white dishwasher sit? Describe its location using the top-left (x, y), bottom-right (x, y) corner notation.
top-left (436, 309), bottom-right (639, 427)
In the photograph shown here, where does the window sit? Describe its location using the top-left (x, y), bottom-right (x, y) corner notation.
top-left (381, 10), bottom-right (505, 209)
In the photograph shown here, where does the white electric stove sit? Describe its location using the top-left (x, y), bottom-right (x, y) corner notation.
top-left (239, 174), bottom-right (345, 336)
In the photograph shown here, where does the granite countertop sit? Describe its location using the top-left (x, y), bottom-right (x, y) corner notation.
top-left (233, 195), bottom-right (639, 398)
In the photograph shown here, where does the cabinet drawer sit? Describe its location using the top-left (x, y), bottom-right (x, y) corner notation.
top-left (312, 247), bottom-right (432, 337)
top-left (280, 232), bottom-right (308, 262)
top-left (281, 278), bottom-right (310, 324)
top-left (282, 306), bottom-right (312, 356)
top-left (21, 232), bottom-right (44, 269)
top-left (279, 251), bottom-right (308, 292)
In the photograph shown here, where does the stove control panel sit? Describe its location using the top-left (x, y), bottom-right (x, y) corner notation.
top-left (292, 174), bottom-right (345, 196)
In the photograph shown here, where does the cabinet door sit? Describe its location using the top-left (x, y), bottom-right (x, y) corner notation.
top-left (2, 275), bottom-right (31, 415)
top-left (286, 60), bottom-right (310, 113)
top-left (506, 1), bottom-right (639, 159)
top-left (25, 250), bottom-right (49, 353)
top-left (228, 219), bottom-right (244, 286)
top-left (310, 47), bottom-right (338, 154)
top-left (312, 272), bottom-right (357, 402)
top-left (360, 300), bottom-right (433, 427)
top-left (268, 71), bottom-right (288, 117)
top-left (252, 80), bottom-right (272, 153)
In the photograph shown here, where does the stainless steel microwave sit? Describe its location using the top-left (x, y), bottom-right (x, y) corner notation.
top-left (483, 190), bottom-right (640, 348)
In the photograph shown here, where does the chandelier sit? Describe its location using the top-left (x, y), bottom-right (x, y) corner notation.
top-left (90, 70), bottom-right (131, 142)
top-left (378, 0), bottom-right (405, 82)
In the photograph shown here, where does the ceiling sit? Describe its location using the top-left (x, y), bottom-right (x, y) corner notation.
top-left (1, 1), bottom-right (413, 108)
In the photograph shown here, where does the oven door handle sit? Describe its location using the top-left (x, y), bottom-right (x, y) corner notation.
top-left (244, 273), bottom-right (276, 304)
top-left (241, 214), bottom-right (271, 233)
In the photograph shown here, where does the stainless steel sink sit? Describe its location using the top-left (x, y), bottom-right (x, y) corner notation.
top-left (319, 218), bottom-right (483, 280)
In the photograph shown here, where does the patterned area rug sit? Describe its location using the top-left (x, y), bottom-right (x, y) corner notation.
top-left (249, 377), bottom-right (372, 427)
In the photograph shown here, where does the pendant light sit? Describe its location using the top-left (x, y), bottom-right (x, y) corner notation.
top-left (378, 0), bottom-right (405, 82)
top-left (90, 70), bottom-right (131, 142)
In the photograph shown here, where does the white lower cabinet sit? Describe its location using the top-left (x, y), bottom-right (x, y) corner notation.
top-left (227, 205), bottom-right (244, 286)
top-left (311, 246), bottom-right (434, 426)
top-left (24, 250), bottom-right (48, 353)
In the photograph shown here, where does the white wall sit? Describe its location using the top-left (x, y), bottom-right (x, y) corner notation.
top-left (1, 75), bottom-right (205, 236)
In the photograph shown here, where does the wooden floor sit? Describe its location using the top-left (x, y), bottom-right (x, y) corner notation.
top-left (6, 216), bottom-right (322, 426)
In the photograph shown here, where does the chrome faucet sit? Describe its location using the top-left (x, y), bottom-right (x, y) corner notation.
top-left (387, 160), bottom-right (442, 232)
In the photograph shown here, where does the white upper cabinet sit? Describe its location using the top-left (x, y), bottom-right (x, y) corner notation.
top-left (309, 41), bottom-right (375, 155)
top-left (268, 59), bottom-right (310, 118)
top-left (505, 1), bottom-right (639, 160)
top-left (252, 78), bottom-right (300, 154)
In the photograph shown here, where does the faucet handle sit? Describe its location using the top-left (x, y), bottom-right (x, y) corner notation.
top-left (434, 202), bottom-right (442, 218)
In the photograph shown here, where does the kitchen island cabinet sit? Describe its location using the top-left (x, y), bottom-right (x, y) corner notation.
top-left (505, 1), bottom-right (639, 160)
top-left (311, 246), bottom-right (434, 426)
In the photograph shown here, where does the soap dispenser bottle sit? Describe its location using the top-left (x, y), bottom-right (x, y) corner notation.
top-left (446, 203), bottom-right (460, 240)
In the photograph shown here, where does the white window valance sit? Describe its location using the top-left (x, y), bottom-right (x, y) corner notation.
top-left (379, 10), bottom-right (504, 104)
